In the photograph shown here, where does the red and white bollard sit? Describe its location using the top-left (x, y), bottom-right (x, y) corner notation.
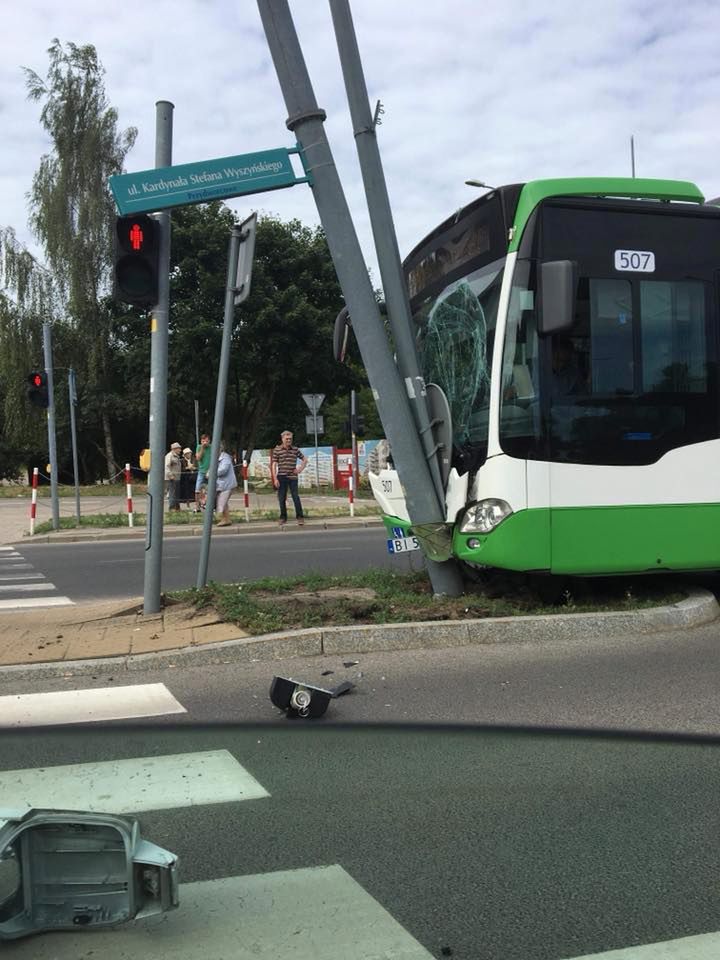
top-left (125, 463), bottom-right (134, 528)
top-left (29, 467), bottom-right (39, 535)
top-left (348, 473), bottom-right (355, 518)
top-left (243, 460), bottom-right (250, 523)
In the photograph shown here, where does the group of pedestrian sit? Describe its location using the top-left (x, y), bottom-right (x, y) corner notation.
top-left (164, 433), bottom-right (223, 515)
top-left (163, 428), bottom-right (307, 528)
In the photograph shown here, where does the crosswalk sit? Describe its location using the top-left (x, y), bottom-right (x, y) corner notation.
top-left (0, 680), bottom-right (435, 959)
top-left (0, 680), bottom-right (718, 959)
top-left (0, 545), bottom-right (73, 610)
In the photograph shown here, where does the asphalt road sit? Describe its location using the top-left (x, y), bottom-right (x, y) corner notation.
top-left (1, 722), bottom-right (718, 960)
top-left (15, 526), bottom-right (419, 602)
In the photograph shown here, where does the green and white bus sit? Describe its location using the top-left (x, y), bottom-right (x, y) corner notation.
top-left (370, 177), bottom-right (720, 575)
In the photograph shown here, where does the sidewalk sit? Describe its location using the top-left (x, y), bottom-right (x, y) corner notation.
top-left (0, 587), bottom-right (716, 682)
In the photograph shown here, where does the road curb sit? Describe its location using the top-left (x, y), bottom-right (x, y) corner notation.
top-left (0, 588), bottom-right (716, 682)
top-left (12, 516), bottom-right (382, 546)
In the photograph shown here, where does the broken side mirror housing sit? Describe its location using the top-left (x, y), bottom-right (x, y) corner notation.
top-left (0, 808), bottom-right (178, 941)
top-left (538, 259), bottom-right (578, 335)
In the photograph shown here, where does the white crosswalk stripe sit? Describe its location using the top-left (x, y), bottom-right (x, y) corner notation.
top-left (0, 546), bottom-right (73, 610)
top-left (0, 683), bottom-right (187, 727)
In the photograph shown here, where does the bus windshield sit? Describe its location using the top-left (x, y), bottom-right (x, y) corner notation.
top-left (415, 257), bottom-right (505, 471)
top-left (500, 201), bottom-right (720, 466)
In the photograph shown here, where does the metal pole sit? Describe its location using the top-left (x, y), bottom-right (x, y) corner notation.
top-left (143, 100), bottom-right (174, 616)
top-left (68, 368), bottom-right (81, 525)
top-left (196, 225), bottom-right (243, 588)
top-left (630, 135), bottom-right (636, 178)
top-left (313, 408), bottom-right (320, 490)
top-left (42, 322), bottom-right (59, 531)
top-left (350, 387), bottom-right (358, 498)
top-left (194, 399), bottom-right (200, 448)
top-left (257, 0), bottom-right (463, 595)
top-left (329, 0), bottom-right (446, 506)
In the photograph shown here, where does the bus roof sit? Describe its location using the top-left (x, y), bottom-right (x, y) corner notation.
top-left (509, 177), bottom-right (705, 252)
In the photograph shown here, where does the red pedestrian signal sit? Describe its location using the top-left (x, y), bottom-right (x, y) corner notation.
top-left (114, 214), bottom-right (159, 307)
top-left (129, 222), bottom-right (144, 251)
top-left (27, 371), bottom-right (49, 408)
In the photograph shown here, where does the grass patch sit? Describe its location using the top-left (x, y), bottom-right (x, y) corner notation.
top-left (1, 483), bottom-right (141, 499)
top-left (30, 504), bottom-right (380, 534)
top-left (172, 569), bottom-right (685, 636)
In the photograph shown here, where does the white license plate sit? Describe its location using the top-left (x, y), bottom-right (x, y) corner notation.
top-left (387, 536), bottom-right (420, 554)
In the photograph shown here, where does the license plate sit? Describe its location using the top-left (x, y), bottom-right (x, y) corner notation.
top-left (387, 536), bottom-right (420, 554)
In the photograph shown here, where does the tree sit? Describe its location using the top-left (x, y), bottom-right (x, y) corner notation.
top-left (23, 40), bottom-right (137, 479)
top-left (0, 227), bottom-right (62, 478)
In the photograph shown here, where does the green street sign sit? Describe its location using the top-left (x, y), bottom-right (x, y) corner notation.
top-left (110, 147), bottom-right (309, 215)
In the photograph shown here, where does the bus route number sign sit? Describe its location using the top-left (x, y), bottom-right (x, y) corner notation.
top-left (614, 249), bottom-right (655, 272)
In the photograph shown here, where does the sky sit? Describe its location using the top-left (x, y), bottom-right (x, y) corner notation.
top-left (2, 0), bottom-right (720, 285)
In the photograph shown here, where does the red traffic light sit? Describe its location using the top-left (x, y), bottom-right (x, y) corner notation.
top-left (27, 371), bottom-right (49, 408)
top-left (114, 214), bottom-right (159, 307)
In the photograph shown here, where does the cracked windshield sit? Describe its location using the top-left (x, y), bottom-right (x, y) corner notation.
top-left (1, 2), bottom-right (719, 959)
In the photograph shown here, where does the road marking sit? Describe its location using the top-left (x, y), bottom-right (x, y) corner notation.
top-left (0, 582), bottom-right (56, 592)
top-left (0, 682), bottom-right (186, 727)
top-left (0, 572), bottom-right (44, 581)
top-left (0, 562), bottom-right (33, 570)
top-left (0, 748), bottom-right (269, 814)
top-left (1, 864), bottom-right (433, 958)
top-left (0, 550), bottom-right (21, 557)
top-left (561, 931), bottom-right (720, 958)
top-left (0, 596), bottom-right (74, 610)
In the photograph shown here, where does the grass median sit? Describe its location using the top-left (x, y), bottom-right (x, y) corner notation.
top-left (172, 569), bottom-right (685, 636)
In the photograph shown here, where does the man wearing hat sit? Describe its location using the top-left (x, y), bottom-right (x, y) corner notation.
top-left (164, 442), bottom-right (183, 511)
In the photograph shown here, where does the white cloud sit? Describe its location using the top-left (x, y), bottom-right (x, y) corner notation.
top-left (2, 0), bottom-right (719, 282)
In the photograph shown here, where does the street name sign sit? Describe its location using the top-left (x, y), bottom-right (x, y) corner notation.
top-left (110, 147), bottom-right (308, 215)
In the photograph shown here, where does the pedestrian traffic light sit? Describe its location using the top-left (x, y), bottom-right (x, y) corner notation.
top-left (355, 415), bottom-right (366, 438)
top-left (27, 371), bottom-right (49, 408)
top-left (113, 214), bottom-right (160, 307)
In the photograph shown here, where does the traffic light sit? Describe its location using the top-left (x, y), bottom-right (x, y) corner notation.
top-left (27, 371), bottom-right (49, 408)
top-left (354, 415), bottom-right (366, 438)
top-left (114, 214), bottom-right (160, 307)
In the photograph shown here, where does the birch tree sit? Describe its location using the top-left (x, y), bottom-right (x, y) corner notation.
top-left (23, 39), bottom-right (136, 478)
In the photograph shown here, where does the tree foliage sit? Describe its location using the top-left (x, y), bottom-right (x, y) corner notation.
top-left (23, 39), bottom-right (137, 478)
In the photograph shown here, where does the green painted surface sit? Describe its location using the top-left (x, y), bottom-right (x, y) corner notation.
top-left (550, 502), bottom-right (720, 575)
top-left (453, 509), bottom-right (551, 572)
top-left (382, 516), bottom-right (413, 537)
top-left (508, 177), bottom-right (704, 252)
top-left (385, 501), bottom-right (720, 574)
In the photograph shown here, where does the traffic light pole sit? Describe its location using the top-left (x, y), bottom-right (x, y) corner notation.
top-left (42, 323), bottom-right (59, 531)
top-left (143, 100), bottom-right (174, 616)
top-left (68, 369), bottom-right (81, 525)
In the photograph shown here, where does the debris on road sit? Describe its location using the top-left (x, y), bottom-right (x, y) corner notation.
top-left (269, 675), bottom-right (355, 719)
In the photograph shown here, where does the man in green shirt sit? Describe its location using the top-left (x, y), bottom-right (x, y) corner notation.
top-left (194, 433), bottom-right (211, 512)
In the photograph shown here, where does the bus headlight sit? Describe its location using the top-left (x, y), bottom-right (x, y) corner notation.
top-left (459, 499), bottom-right (512, 534)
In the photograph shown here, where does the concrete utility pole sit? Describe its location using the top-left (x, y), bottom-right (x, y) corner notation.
top-left (329, 0), bottom-right (446, 508)
top-left (143, 100), bottom-right (174, 616)
top-left (257, 0), bottom-right (463, 595)
top-left (42, 323), bottom-right (59, 531)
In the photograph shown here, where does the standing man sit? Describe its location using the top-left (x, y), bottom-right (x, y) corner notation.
top-left (195, 433), bottom-right (211, 513)
top-left (164, 442), bottom-right (183, 511)
top-left (271, 430), bottom-right (307, 527)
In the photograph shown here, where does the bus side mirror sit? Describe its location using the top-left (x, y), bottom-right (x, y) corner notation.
top-left (538, 260), bottom-right (577, 335)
